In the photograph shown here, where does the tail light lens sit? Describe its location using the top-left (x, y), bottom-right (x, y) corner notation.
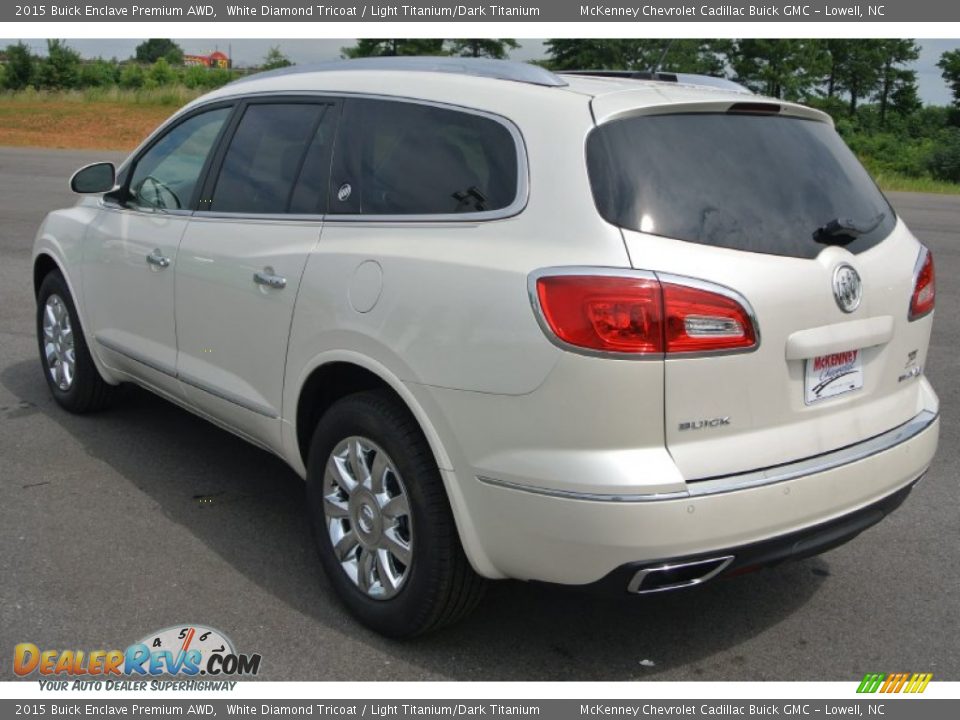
top-left (662, 282), bottom-right (757, 353)
top-left (534, 272), bottom-right (757, 356)
top-left (909, 248), bottom-right (935, 320)
top-left (534, 275), bottom-right (663, 353)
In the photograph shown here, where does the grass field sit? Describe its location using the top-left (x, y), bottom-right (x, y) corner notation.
top-left (0, 88), bottom-right (203, 151)
top-left (3, 89), bottom-right (960, 194)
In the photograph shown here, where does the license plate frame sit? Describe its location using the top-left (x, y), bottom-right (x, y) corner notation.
top-left (804, 350), bottom-right (864, 405)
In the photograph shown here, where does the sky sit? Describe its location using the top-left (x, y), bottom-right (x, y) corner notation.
top-left (18, 38), bottom-right (960, 106)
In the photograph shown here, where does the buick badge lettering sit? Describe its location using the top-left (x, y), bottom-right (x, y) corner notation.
top-left (833, 264), bottom-right (862, 313)
top-left (679, 417), bottom-right (731, 431)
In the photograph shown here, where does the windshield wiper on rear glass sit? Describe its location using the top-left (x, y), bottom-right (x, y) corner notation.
top-left (813, 213), bottom-right (886, 245)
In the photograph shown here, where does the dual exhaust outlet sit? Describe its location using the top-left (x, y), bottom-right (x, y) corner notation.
top-left (627, 555), bottom-right (734, 594)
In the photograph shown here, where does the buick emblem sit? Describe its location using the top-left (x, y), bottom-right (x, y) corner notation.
top-left (833, 264), bottom-right (862, 313)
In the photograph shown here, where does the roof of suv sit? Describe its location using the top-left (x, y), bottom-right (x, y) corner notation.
top-left (199, 57), bottom-right (831, 126)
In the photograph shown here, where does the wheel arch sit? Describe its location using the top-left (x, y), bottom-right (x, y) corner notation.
top-left (32, 249), bottom-right (119, 386)
top-left (288, 352), bottom-right (501, 579)
top-left (33, 253), bottom-right (62, 297)
top-left (292, 355), bottom-right (453, 474)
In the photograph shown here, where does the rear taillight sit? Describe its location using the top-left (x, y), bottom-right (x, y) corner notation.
top-left (534, 275), bottom-right (663, 353)
top-left (533, 271), bottom-right (757, 356)
top-left (661, 281), bottom-right (757, 353)
top-left (909, 247), bottom-right (935, 320)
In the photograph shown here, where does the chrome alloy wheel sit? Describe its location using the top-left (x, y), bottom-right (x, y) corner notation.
top-left (42, 294), bottom-right (76, 391)
top-left (323, 436), bottom-right (413, 600)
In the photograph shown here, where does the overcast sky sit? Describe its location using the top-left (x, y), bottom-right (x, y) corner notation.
top-left (19, 38), bottom-right (960, 106)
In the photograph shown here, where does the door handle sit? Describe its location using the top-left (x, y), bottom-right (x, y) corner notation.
top-left (253, 268), bottom-right (287, 290)
top-left (146, 249), bottom-right (171, 269)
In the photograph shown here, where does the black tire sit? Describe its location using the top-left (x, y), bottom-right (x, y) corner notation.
top-left (306, 390), bottom-right (485, 637)
top-left (36, 271), bottom-right (115, 413)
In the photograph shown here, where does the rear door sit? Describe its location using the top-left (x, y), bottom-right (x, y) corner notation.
top-left (586, 108), bottom-right (935, 479)
top-left (174, 98), bottom-right (339, 453)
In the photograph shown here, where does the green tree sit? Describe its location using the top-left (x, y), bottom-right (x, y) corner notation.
top-left (134, 38), bottom-right (183, 65)
top-left (446, 39), bottom-right (519, 59)
top-left (118, 63), bottom-right (146, 89)
top-left (35, 39), bottom-right (81, 90)
top-left (873, 40), bottom-right (920, 125)
top-left (2, 42), bottom-right (35, 90)
top-left (937, 48), bottom-right (960, 109)
top-left (341, 39), bottom-right (446, 58)
top-left (544, 39), bottom-right (729, 75)
top-left (262, 45), bottom-right (292, 70)
top-left (147, 58), bottom-right (178, 87)
top-left (833, 40), bottom-right (885, 115)
top-left (730, 39), bottom-right (827, 100)
top-left (78, 58), bottom-right (119, 87)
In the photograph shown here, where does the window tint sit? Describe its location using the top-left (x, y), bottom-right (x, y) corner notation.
top-left (330, 99), bottom-right (519, 215)
top-left (129, 107), bottom-right (230, 211)
top-left (586, 113), bottom-right (895, 259)
top-left (210, 103), bottom-right (335, 214)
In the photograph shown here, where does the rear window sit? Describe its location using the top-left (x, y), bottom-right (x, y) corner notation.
top-left (586, 113), bottom-right (895, 259)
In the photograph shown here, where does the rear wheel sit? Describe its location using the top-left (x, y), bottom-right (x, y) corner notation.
top-left (36, 271), bottom-right (115, 413)
top-left (306, 390), bottom-right (485, 637)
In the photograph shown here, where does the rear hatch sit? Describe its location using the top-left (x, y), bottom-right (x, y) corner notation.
top-left (586, 101), bottom-right (935, 480)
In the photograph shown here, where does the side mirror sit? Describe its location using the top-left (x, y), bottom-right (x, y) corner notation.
top-left (70, 162), bottom-right (116, 194)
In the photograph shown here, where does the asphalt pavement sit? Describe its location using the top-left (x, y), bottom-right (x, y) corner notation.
top-left (0, 146), bottom-right (957, 681)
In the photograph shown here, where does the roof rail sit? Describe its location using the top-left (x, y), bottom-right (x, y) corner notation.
top-left (559, 70), bottom-right (752, 94)
top-left (230, 57), bottom-right (569, 88)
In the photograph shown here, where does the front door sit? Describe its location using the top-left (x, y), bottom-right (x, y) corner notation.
top-left (81, 105), bottom-right (233, 396)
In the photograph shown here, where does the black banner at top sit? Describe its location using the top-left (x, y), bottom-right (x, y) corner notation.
top-left (5, 0), bottom-right (959, 23)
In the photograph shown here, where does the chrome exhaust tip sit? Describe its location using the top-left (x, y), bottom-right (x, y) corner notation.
top-left (627, 555), bottom-right (734, 594)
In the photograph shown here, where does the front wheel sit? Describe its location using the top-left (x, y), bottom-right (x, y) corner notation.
top-left (36, 271), bottom-right (115, 413)
top-left (306, 390), bottom-right (485, 637)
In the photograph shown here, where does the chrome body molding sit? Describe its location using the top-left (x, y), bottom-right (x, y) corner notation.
top-left (687, 409), bottom-right (937, 496)
top-left (177, 373), bottom-right (280, 419)
top-left (478, 409), bottom-right (938, 503)
top-left (94, 335), bottom-right (177, 377)
top-left (476, 475), bottom-right (689, 503)
top-left (94, 336), bottom-right (278, 419)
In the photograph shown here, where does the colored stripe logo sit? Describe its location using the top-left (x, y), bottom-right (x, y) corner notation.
top-left (857, 672), bottom-right (932, 693)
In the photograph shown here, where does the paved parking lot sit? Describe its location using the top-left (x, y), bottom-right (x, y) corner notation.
top-left (0, 146), bottom-right (957, 681)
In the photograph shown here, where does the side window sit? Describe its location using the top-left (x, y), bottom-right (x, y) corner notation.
top-left (209, 103), bottom-right (335, 214)
top-left (330, 99), bottom-right (519, 216)
top-left (128, 107), bottom-right (230, 211)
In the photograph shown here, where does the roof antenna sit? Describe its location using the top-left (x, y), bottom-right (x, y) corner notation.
top-left (652, 39), bottom-right (676, 74)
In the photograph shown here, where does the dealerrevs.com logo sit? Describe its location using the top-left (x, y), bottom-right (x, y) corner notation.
top-left (14, 625), bottom-right (261, 688)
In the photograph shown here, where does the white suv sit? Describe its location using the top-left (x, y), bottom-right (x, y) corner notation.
top-left (33, 58), bottom-right (939, 637)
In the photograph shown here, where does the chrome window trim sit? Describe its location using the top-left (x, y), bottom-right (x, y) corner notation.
top-left (526, 266), bottom-right (761, 361)
top-left (187, 90), bottom-right (530, 224)
top-left (477, 409), bottom-right (938, 502)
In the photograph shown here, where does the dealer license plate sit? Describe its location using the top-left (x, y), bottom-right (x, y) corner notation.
top-left (805, 350), bottom-right (864, 405)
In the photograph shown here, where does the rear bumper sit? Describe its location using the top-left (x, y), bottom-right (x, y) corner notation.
top-left (584, 474), bottom-right (920, 595)
top-left (460, 410), bottom-right (939, 585)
